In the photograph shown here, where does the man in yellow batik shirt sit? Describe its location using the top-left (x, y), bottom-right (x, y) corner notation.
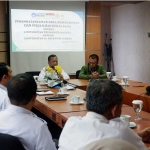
top-left (39, 54), bottom-right (70, 80)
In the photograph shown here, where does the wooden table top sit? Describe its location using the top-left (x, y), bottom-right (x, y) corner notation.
top-left (35, 80), bottom-right (150, 114)
top-left (121, 80), bottom-right (150, 112)
top-left (59, 104), bottom-right (130, 121)
top-left (122, 80), bottom-right (149, 96)
top-left (68, 79), bottom-right (150, 112)
top-left (59, 104), bottom-right (150, 130)
top-left (68, 79), bottom-right (88, 87)
top-left (35, 88), bottom-right (86, 113)
top-left (37, 79), bottom-right (150, 96)
top-left (68, 79), bottom-right (150, 95)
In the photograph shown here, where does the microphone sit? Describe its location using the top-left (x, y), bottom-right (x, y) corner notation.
top-left (146, 86), bottom-right (150, 95)
top-left (63, 80), bottom-right (68, 84)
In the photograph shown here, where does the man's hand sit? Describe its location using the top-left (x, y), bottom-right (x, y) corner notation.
top-left (91, 72), bottom-right (99, 79)
top-left (59, 73), bottom-right (64, 80)
top-left (137, 127), bottom-right (150, 142)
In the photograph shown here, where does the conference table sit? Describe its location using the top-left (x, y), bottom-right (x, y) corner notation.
top-left (35, 86), bottom-right (86, 124)
top-left (34, 79), bottom-right (150, 147)
top-left (68, 79), bottom-right (150, 112)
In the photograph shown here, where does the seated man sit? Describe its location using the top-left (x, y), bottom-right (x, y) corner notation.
top-left (79, 54), bottom-right (106, 79)
top-left (0, 62), bottom-right (12, 110)
top-left (0, 73), bottom-right (56, 150)
top-left (39, 54), bottom-right (70, 80)
top-left (83, 138), bottom-right (138, 150)
top-left (59, 79), bottom-right (150, 150)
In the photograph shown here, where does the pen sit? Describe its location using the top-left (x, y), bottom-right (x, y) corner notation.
top-left (133, 85), bottom-right (144, 87)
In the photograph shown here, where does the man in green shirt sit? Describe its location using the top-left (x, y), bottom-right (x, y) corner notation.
top-left (79, 54), bottom-right (107, 79)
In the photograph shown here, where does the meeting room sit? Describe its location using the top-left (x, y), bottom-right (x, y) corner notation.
top-left (0, 1), bottom-right (150, 150)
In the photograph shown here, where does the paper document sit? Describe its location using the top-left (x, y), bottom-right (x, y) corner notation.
top-left (36, 91), bottom-right (54, 95)
top-left (66, 85), bottom-right (75, 90)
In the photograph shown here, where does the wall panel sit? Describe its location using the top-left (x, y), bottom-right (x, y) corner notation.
top-left (0, 33), bottom-right (7, 41)
top-left (86, 17), bottom-right (101, 33)
top-left (0, 52), bottom-right (7, 62)
top-left (0, 1), bottom-right (7, 63)
top-left (86, 34), bottom-right (101, 50)
top-left (85, 2), bottom-right (101, 64)
top-left (0, 43), bottom-right (7, 51)
top-left (87, 2), bottom-right (101, 16)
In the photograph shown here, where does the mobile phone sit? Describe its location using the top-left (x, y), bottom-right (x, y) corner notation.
top-left (45, 96), bottom-right (67, 101)
top-left (37, 90), bottom-right (48, 92)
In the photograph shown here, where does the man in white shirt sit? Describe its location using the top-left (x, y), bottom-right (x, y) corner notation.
top-left (59, 79), bottom-right (150, 150)
top-left (83, 138), bottom-right (138, 150)
top-left (0, 73), bottom-right (57, 150)
top-left (0, 62), bottom-right (12, 110)
top-left (39, 54), bottom-right (70, 80)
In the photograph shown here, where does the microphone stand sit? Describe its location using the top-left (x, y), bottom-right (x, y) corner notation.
top-left (105, 34), bottom-right (111, 72)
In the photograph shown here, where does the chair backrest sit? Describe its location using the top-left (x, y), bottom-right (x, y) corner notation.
top-left (25, 71), bottom-right (40, 77)
top-left (0, 133), bottom-right (25, 150)
top-left (76, 70), bottom-right (81, 79)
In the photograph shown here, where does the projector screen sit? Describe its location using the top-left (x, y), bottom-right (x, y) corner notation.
top-left (9, 1), bottom-right (85, 75)
top-left (11, 9), bottom-right (83, 52)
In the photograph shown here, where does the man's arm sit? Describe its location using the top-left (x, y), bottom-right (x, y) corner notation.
top-left (79, 66), bottom-right (91, 79)
top-left (61, 69), bottom-right (70, 80)
top-left (137, 127), bottom-right (150, 143)
top-left (0, 91), bottom-right (10, 111)
top-left (98, 65), bottom-right (107, 78)
top-left (38, 67), bottom-right (46, 80)
top-left (36, 124), bottom-right (57, 150)
top-left (121, 127), bottom-right (148, 150)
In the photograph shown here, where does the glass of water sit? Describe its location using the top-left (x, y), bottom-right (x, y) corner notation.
top-left (132, 100), bottom-right (143, 120)
top-left (106, 72), bottom-right (111, 80)
top-left (122, 76), bottom-right (129, 86)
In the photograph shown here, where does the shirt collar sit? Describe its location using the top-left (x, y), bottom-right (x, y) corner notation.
top-left (86, 112), bottom-right (109, 123)
top-left (7, 104), bottom-right (31, 115)
top-left (0, 84), bottom-right (7, 92)
top-left (86, 112), bottom-right (123, 125)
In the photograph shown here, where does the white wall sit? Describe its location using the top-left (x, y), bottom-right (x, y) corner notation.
top-left (111, 2), bottom-right (150, 83)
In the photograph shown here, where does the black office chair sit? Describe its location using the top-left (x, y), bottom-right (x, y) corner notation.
top-left (25, 71), bottom-right (40, 77)
top-left (76, 70), bottom-right (81, 79)
top-left (0, 133), bottom-right (25, 150)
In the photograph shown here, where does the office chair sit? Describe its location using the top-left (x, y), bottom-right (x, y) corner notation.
top-left (0, 133), bottom-right (25, 150)
top-left (25, 71), bottom-right (40, 77)
top-left (76, 70), bottom-right (81, 79)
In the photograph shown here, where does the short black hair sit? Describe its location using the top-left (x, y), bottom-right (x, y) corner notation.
top-left (0, 62), bottom-right (8, 81)
top-left (89, 54), bottom-right (99, 62)
top-left (7, 73), bottom-right (37, 105)
top-left (86, 79), bottom-right (123, 115)
top-left (48, 54), bottom-right (57, 61)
